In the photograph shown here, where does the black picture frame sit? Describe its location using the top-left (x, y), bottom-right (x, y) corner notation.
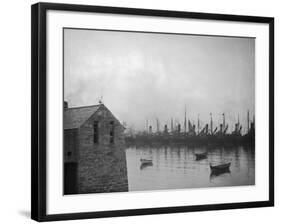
top-left (31, 2), bottom-right (274, 222)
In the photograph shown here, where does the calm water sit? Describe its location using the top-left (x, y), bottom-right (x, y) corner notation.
top-left (126, 145), bottom-right (255, 191)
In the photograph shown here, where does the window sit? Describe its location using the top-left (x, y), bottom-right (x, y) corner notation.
top-left (109, 121), bottom-right (114, 144)
top-left (93, 121), bottom-right (99, 144)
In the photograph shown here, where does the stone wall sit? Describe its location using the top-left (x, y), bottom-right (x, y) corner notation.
top-left (76, 105), bottom-right (128, 193)
top-left (64, 129), bottom-right (78, 163)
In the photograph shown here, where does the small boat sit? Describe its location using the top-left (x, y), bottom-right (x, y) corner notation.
top-left (195, 152), bottom-right (207, 160)
top-left (210, 162), bottom-right (231, 171)
top-left (140, 158), bottom-right (153, 169)
top-left (140, 158), bottom-right (153, 165)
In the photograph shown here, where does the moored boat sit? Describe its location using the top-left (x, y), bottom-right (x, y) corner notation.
top-left (195, 152), bottom-right (207, 160)
top-left (140, 158), bottom-right (153, 165)
top-left (210, 162), bottom-right (231, 171)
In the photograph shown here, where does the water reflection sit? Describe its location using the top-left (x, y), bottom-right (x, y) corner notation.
top-left (210, 167), bottom-right (231, 178)
top-left (126, 145), bottom-right (255, 191)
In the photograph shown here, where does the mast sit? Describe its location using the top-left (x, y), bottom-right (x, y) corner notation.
top-left (238, 114), bottom-right (240, 126)
top-left (184, 105), bottom-right (187, 134)
top-left (171, 118), bottom-right (174, 133)
top-left (247, 110), bottom-right (250, 133)
top-left (210, 113), bottom-right (213, 135)
top-left (146, 119), bottom-right (148, 133)
top-left (222, 113), bottom-right (225, 130)
top-left (156, 118), bottom-right (160, 133)
top-left (197, 114), bottom-right (200, 135)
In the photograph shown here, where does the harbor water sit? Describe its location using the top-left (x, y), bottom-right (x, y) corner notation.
top-left (126, 145), bottom-right (255, 191)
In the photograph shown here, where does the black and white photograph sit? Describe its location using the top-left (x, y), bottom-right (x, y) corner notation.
top-left (29, 2), bottom-right (275, 222)
top-left (63, 28), bottom-right (255, 195)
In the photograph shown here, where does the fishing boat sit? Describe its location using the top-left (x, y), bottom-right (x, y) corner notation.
top-left (195, 152), bottom-right (207, 160)
top-left (210, 162), bottom-right (231, 171)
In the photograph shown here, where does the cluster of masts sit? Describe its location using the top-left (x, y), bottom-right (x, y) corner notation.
top-left (143, 110), bottom-right (255, 137)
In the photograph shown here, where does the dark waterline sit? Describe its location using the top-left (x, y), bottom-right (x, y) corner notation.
top-left (126, 145), bottom-right (255, 191)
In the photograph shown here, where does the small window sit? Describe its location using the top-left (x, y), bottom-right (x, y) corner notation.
top-left (109, 121), bottom-right (114, 144)
top-left (93, 121), bottom-right (99, 144)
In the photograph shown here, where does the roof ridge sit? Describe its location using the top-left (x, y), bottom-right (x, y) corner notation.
top-left (64, 104), bottom-right (103, 129)
top-left (65, 104), bottom-right (101, 110)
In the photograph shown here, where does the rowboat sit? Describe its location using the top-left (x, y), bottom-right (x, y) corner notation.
top-left (195, 152), bottom-right (207, 160)
top-left (210, 162), bottom-right (231, 171)
top-left (140, 158), bottom-right (153, 165)
top-left (140, 158), bottom-right (153, 169)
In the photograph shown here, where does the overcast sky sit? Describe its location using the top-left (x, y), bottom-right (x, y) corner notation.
top-left (64, 29), bottom-right (255, 133)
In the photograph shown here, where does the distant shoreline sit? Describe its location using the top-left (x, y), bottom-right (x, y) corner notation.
top-left (125, 135), bottom-right (255, 148)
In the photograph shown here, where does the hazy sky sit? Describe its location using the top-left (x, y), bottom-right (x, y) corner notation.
top-left (64, 29), bottom-right (255, 132)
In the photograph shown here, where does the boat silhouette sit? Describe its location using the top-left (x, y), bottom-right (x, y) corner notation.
top-left (210, 162), bottom-right (231, 177)
top-left (195, 152), bottom-right (207, 160)
top-left (140, 158), bottom-right (153, 169)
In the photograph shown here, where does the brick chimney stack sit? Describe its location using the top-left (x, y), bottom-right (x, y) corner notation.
top-left (64, 101), bottom-right (68, 109)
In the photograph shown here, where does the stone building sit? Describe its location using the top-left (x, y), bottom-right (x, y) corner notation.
top-left (63, 102), bottom-right (128, 194)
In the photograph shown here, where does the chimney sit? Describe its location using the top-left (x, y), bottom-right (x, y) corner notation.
top-left (64, 101), bottom-right (68, 109)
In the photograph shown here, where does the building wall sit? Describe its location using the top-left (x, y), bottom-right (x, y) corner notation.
top-left (77, 105), bottom-right (128, 193)
top-left (64, 129), bottom-right (78, 163)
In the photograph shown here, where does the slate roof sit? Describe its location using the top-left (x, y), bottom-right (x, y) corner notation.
top-left (64, 104), bottom-right (101, 130)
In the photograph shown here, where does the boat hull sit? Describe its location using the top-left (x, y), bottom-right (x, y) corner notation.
top-left (210, 162), bottom-right (231, 170)
top-left (195, 153), bottom-right (207, 160)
